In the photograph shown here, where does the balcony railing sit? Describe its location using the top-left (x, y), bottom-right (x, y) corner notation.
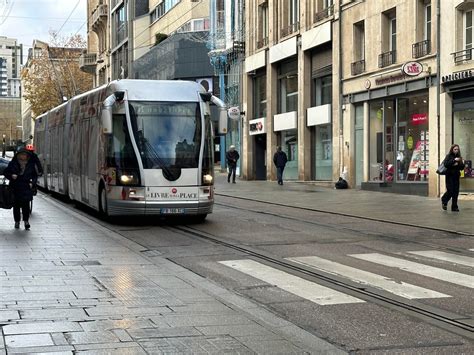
top-left (314, 5), bottom-right (334, 23)
top-left (378, 50), bottom-right (396, 68)
top-left (79, 53), bottom-right (97, 74)
top-left (452, 48), bottom-right (472, 64)
top-left (412, 40), bottom-right (430, 59)
top-left (91, 4), bottom-right (108, 31)
top-left (281, 22), bottom-right (299, 38)
top-left (351, 59), bottom-right (365, 76)
top-left (256, 37), bottom-right (268, 49)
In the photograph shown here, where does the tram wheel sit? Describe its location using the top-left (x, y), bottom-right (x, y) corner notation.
top-left (99, 185), bottom-right (109, 219)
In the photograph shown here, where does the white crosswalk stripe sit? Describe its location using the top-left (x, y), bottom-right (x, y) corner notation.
top-left (219, 259), bottom-right (365, 305)
top-left (350, 253), bottom-right (474, 289)
top-left (287, 256), bottom-right (450, 299)
top-left (408, 251), bottom-right (474, 268)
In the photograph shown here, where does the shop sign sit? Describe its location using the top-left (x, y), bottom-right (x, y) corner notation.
top-left (249, 118), bottom-right (266, 135)
top-left (402, 61), bottom-right (423, 76)
top-left (411, 113), bottom-right (428, 125)
top-left (228, 107), bottom-right (241, 120)
top-left (375, 73), bottom-right (405, 86)
top-left (442, 70), bottom-right (473, 84)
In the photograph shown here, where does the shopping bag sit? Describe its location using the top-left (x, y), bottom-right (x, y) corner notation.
top-left (0, 181), bottom-right (15, 209)
top-left (436, 161), bottom-right (447, 175)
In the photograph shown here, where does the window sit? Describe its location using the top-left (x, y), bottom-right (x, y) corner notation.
top-left (258, 3), bottom-right (269, 47)
top-left (465, 10), bottom-right (473, 51)
top-left (353, 21), bottom-right (365, 61)
top-left (390, 17), bottom-right (397, 52)
top-left (424, 2), bottom-right (431, 41)
top-left (253, 73), bottom-right (267, 119)
top-left (278, 60), bottom-right (298, 114)
top-left (313, 74), bottom-right (332, 107)
top-left (289, 0), bottom-right (299, 26)
top-left (216, 0), bottom-right (225, 31)
top-left (281, 0), bottom-right (299, 36)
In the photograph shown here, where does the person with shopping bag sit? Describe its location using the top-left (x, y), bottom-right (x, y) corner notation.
top-left (3, 149), bottom-right (39, 230)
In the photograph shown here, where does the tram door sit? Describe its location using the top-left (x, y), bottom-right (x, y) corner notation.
top-left (254, 134), bottom-right (266, 180)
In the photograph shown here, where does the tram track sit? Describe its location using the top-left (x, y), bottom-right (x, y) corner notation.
top-left (169, 223), bottom-right (474, 341)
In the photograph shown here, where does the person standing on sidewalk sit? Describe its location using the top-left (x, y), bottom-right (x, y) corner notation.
top-left (3, 149), bottom-right (38, 230)
top-left (273, 146), bottom-right (288, 185)
top-left (441, 144), bottom-right (465, 212)
top-left (226, 145), bottom-right (239, 183)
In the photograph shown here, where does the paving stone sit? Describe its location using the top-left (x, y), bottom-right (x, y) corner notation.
top-left (85, 306), bottom-right (172, 317)
top-left (3, 321), bottom-right (82, 335)
top-left (140, 336), bottom-right (255, 354)
top-left (5, 345), bottom-right (74, 354)
top-left (236, 336), bottom-right (307, 354)
top-left (52, 332), bottom-right (70, 346)
top-left (5, 333), bottom-right (54, 348)
top-left (112, 328), bottom-right (134, 342)
top-left (64, 330), bottom-right (120, 345)
top-left (127, 327), bottom-right (202, 339)
top-left (0, 310), bottom-right (20, 322)
top-left (20, 308), bottom-right (89, 321)
top-left (76, 348), bottom-right (146, 355)
top-left (0, 291), bottom-right (77, 302)
top-left (161, 314), bottom-right (256, 327)
top-left (196, 324), bottom-right (277, 337)
top-left (73, 342), bottom-right (141, 351)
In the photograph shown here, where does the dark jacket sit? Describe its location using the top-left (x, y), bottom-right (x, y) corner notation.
top-left (226, 150), bottom-right (240, 167)
top-left (4, 151), bottom-right (38, 202)
top-left (273, 151), bottom-right (288, 168)
top-left (443, 153), bottom-right (465, 177)
top-left (30, 152), bottom-right (44, 176)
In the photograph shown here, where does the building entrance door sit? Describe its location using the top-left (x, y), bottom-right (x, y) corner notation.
top-left (354, 104), bottom-right (364, 187)
top-left (254, 135), bottom-right (266, 180)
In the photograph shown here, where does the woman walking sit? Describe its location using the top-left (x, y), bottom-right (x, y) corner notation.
top-left (441, 144), bottom-right (465, 212)
top-left (4, 149), bottom-right (38, 229)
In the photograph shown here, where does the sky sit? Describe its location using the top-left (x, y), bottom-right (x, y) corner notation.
top-left (0, 0), bottom-right (87, 63)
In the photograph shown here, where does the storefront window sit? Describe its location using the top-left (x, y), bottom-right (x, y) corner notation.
top-left (397, 94), bottom-right (429, 182)
top-left (369, 101), bottom-right (383, 181)
top-left (280, 129), bottom-right (298, 180)
top-left (314, 124), bottom-right (332, 180)
top-left (454, 109), bottom-right (474, 192)
top-left (253, 73), bottom-right (267, 118)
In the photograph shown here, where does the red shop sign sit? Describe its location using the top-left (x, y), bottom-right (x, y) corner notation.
top-left (412, 113), bottom-right (428, 125)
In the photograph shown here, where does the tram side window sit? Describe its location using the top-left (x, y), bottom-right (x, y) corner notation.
top-left (106, 114), bottom-right (138, 169)
top-left (202, 115), bottom-right (214, 176)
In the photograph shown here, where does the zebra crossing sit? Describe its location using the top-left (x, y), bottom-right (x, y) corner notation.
top-left (219, 249), bottom-right (473, 306)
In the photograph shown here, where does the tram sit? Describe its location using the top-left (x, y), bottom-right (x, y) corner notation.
top-left (34, 80), bottom-right (227, 220)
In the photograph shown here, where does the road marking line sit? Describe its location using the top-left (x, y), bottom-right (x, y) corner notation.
top-left (350, 253), bottom-right (474, 289)
top-left (219, 259), bottom-right (365, 305)
top-left (287, 256), bottom-right (450, 299)
top-left (408, 251), bottom-right (474, 268)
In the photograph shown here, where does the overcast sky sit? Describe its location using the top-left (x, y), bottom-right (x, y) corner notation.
top-left (0, 0), bottom-right (87, 62)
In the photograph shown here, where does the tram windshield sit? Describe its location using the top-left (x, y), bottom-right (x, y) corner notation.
top-left (128, 101), bottom-right (202, 169)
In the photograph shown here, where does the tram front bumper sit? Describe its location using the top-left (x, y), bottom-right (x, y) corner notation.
top-left (107, 199), bottom-right (213, 216)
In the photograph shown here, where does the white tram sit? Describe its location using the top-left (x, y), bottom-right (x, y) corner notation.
top-left (34, 80), bottom-right (227, 219)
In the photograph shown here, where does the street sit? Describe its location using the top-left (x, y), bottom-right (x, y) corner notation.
top-left (1, 175), bottom-right (473, 354)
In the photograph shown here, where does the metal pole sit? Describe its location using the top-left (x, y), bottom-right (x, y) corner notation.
top-left (436, 0), bottom-right (441, 197)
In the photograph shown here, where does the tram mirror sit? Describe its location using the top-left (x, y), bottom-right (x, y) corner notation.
top-left (217, 109), bottom-right (228, 135)
top-left (101, 108), bottom-right (113, 134)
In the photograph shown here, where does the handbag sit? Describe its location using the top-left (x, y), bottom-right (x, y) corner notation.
top-left (436, 161), bottom-right (447, 175)
top-left (0, 178), bottom-right (15, 209)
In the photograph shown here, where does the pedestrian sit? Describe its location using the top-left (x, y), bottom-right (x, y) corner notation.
top-left (273, 146), bottom-right (288, 185)
top-left (441, 144), bottom-right (465, 212)
top-left (3, 149), bottom-right (39, 229)
top-left (226, 145), bottom-right (239, 183)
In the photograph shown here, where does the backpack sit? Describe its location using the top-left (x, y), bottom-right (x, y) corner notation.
top-left (335, 177), bottom-right (348, 189)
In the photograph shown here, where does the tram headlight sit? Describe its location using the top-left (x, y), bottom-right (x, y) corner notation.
top-left (118, 171), bottom-right (139, 185)
top-left (202, 174), bottom-right (213, 185)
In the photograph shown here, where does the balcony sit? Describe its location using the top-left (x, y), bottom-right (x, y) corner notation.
top-left (79, 52), bottom-right (97, 74)
top-left (452, 48), bottom-right (472, 64)
top-left (412, 40), bottom-right (430, 59)
top-left (281, 22), bottom-right (299, 38)
top-left (351, 59), bottom-right (365, 76)
top-left (378, 50), bottom-right (396, 68)
top-left (314, 5), bottom-right (334, 23)
top-left (256, 37), bottom-right (268, 49)
top-left (91, 4), bottom-right (108, 32)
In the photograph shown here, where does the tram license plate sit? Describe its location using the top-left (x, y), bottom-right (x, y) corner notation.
top-left (161, 208), bottom-right (185, 214)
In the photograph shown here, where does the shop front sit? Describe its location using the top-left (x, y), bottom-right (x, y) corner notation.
top-left (442, 69), bottom-right (474, 192)
top-left (346, 66), bottom-right (436, 196)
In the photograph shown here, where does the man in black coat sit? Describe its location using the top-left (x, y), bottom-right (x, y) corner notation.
top-left (273, 146), bottom-right (288, 185)
top-left (226, 145), bottom-right (239, 183)
top-left (4, 149), bottom-right (38, 230)
top-left (441, 144), bottom-right (465, 212)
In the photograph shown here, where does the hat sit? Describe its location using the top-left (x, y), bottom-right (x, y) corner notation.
top-left (230, 145), bottom-right (235, 149)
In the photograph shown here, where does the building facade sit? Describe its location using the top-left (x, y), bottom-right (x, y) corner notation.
top-left (242, 0), bottom-right (339, 182)
top-left (0, 36), bottom-right (23, 98)
top-left (439, 0), bottom-right (474, 194)
top-left (341, 0), bottom-right (438, 196)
